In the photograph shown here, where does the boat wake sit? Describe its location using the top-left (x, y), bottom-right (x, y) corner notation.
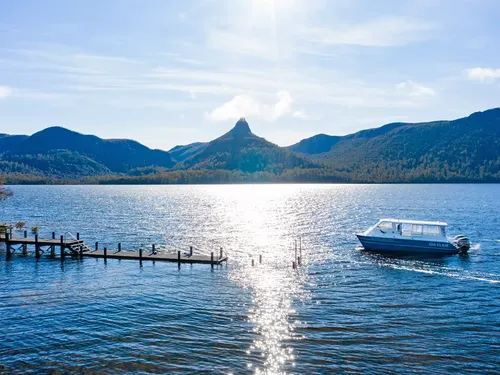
top-left (383, 263), bottom-right (500, 284)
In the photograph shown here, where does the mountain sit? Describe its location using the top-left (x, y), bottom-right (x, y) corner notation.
top-left (0, 134), bottom-right (29, 153)
top-left (288, 134), bottom-right (341, 155)
top-left (169, 142), bottom-right (208, 162)
top-left (1, 126), bottom-right (175, 178)
top-left (177, 118), bottom-right (318, 173)
top-left (288, 108), bottom-right (500, 182)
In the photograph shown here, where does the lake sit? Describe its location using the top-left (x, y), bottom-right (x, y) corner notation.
top-left (0, 184), bottom-right (499, 374)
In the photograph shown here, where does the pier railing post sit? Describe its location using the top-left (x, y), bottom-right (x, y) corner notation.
top-left (104, 247), bottom-right (107, 259)
top-left (139, 248), bottom-right (143, 262)
top-left (189, 246), bottom-right (193, 256)
top-left (95, 242), bottom-right (99, 251)
top-left (118, 243), bottom-right (121, 252)
top-left (211, 252), bottom-right (214, 268)
top-left (177, 251), bottom-right (181, 266)
top-left (152, 244), bottom-right (156, 254)
top-left (60, 235), bottom-right (65, 259)
top-left (35, 234), bottom-right (40, 258)
top-left (76, 233), bottom-right (80, 241)
top-left (52, 232), bottom-right (55, 240)
top-left (24, 230), bottom-right (27, 238)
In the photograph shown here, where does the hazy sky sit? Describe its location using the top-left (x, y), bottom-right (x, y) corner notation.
top-left (1, 0), bottom-right (499, 150)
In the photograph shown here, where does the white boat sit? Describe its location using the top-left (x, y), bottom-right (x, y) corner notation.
top-left (357, 219), bottom-right (471, 255)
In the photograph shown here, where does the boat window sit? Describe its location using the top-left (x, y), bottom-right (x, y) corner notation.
top-left (423, 225), bottom-right (441, 235)
top-left (377, 221), bottom-right (393, 231)
top-left (401, 223), bottom-right (412, 236)
top-left (412, 224), bottom-right (424, 234)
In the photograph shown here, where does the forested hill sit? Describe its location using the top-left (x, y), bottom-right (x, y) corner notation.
top-left (0, 127), bottom-right (175, 178)
top-left (287, 108), bottom-right (500, 182)
top-left (1, 109), bottom-right (499, 183)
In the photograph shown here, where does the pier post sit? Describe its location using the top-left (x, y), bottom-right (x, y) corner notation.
top-left (295, 240), bottom-right (297, 262)
top-left (118, 243), bottom-right (121, 252)
top-left (189, 246), bottom-right (193, 256)
top-left (95, 242), bottom-right (98, 251)
top-left (177, 251), bottom-right (181, 266)
top-left (35, 234), bottom-right (40, 258)
top-left (76, 233), bottom-right (80, 241)
top-left (152, 244), bottom-right (156, 254)
top-left (24, 230), bottom-right (27, 238)
top-left (139, 248), bottom-right (143, 262)
top-left (292, 261), bottom-right (296, 269)
top-left (60, 235), bottom-right (65, 259)
top-left (52, 232), bottom-right (55, 239)
top-left (299, 237), bottom-right (302, 261)
top-left (259, 254), bottom-right (262, 264)
top-left (104, 247), bottom-right (107, 259)
top-left (211, 252), bottom-right (214, 268)
top-left (50, 245), bottom-right (55, 257)
top-left (220, 247), bottom-right (223, 259)
top-left (5, 232), bottom-right (10, 257)
top-left (298, 256), bottom-right (301, 266)
top-left (251, 258), bottom-right (254, 267)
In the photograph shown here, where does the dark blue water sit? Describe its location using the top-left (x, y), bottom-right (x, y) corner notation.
top-left (0, 185), bottom-right (499, 374)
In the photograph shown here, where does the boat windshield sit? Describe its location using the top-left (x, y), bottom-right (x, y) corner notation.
top-left (377, 221), bottom-right (393, 231)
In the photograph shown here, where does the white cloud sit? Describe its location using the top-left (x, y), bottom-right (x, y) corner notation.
top-left (465, 67), bottom-right (500, 83)
top-left (292, 110), bottom-right (309, 119)
top-left (0, 85), bottom-right (12, 98)
top-left (396, 81), bottom-right (436, 97)
top-left (208, 91), bottom-right (294, 122)
top-left (300, 17), bottom-right (436, 47)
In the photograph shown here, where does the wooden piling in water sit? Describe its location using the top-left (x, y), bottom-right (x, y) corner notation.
top-left (50, 245), bottom-right (55, 257)
top-left (189, 246), bottom-right (193, 256)
top-left (118, 243), bottom-right (121, 252)
top-left (5, 233), bottom-right (10, 257)
top-left (76, 233), bottom-right (80, 240)
top-left (178, 251), bottom-right (181, 266)
top-left (52, 232), bottom-right (55, 240)
top-left (152, 244), bottom-right (156, 254)
top-left (139, 248), bottom-right (143, 262)
top-left (104, 247), bottom-right (107, 259)
top-left (95, 242), bottom-right (98, 251)
top-left (35, 234), bottom-right (40, 258)
top-left (60, 235), bottom-right (65, 259)
top-left (24, 230), bottom-right (27, 238)
top-left (211, 252), bottom-right (214, 268)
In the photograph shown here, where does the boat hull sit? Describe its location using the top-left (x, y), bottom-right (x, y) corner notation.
top-left (356, 235), bottom-right (459, 255)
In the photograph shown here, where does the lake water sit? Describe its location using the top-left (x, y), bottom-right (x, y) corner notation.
top-left (0, 184), bottom-right (499, 374)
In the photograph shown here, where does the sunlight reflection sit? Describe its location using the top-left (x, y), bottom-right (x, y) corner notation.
top-left (217, 185), bottom-right (311, 374)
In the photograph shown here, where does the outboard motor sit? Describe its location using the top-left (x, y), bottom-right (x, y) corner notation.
top-left (453, 235), bottom-right (471, 253)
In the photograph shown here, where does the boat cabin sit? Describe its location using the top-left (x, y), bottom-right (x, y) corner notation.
top-left (364, 219), bottom-right (447, 239)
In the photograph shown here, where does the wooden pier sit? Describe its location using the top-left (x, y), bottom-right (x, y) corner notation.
top-left (0, 232), bottom-right (227, 266)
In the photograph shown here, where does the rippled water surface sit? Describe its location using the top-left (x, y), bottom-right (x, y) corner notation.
top-left (1, 184), bottom-right (499, 374)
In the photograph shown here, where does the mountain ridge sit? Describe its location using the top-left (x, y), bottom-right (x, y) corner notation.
top-left (1, 108), bottom-right (499, 183)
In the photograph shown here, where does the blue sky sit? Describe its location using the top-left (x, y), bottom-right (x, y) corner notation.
top-left (1, 0), bottom-right (499, 150)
